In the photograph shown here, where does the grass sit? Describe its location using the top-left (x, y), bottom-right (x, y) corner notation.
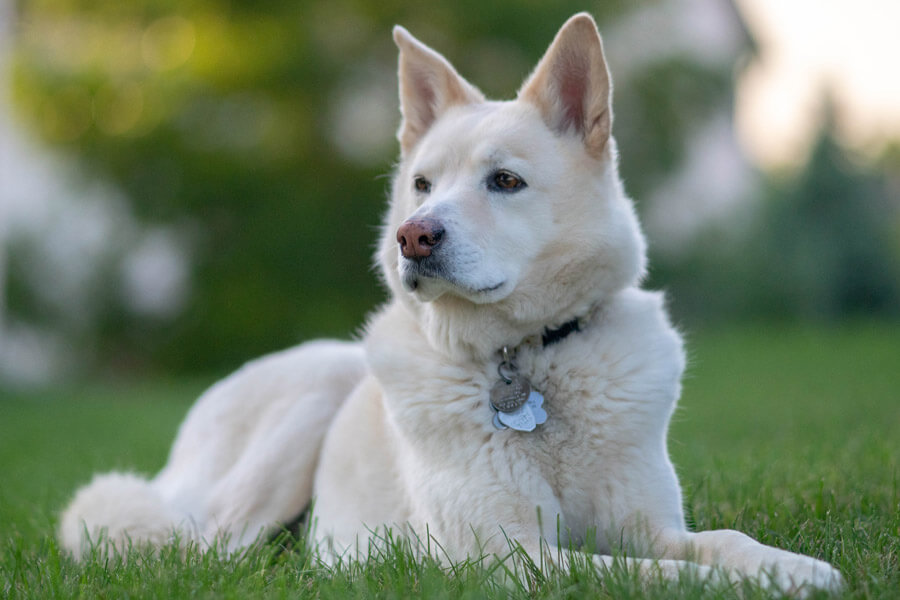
top-left (1, 323), bottom-right (898, 598)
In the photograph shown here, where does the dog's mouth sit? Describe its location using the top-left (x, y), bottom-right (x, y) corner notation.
top-left (400, 259), bottom-right (505, 300)
top-left (399, 259), bottom-right (444, 292)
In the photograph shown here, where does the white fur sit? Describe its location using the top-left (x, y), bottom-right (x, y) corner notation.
top-left (59, 12), bottom-right (842, 596)
top-left (60, 472), bottom-right (179, 557)
top-left (60, 340), bottom-right (366, 555)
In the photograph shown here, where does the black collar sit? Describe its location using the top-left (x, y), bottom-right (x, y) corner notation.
top-left (541, 317), bottom-right (581, 348)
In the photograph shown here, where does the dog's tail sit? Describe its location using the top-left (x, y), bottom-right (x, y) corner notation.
top-left (59, 471), bottom-right (182, 559)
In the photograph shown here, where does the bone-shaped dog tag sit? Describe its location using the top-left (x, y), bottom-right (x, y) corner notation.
top-left (525, 390), bottom-right (547, 425)
top-left (496, 403), bottom-right (537, 431)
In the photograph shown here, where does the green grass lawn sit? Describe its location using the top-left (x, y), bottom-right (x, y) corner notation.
top-left (1, 324), bottom-right (898, 598)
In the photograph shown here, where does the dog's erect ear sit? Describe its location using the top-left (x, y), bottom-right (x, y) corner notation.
top-left (393, 26), bottom-right (484, 156)
top-left (518, 13), bottom-right (612, 158)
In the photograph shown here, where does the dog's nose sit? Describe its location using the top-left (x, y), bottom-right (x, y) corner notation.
top-left (397, 218), bottom-right (444, 260)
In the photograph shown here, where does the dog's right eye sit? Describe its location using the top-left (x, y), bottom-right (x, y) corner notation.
top-left (488, 169), bottom-right (527, 193)
top-left (413, 176), bottom-right (432, 194)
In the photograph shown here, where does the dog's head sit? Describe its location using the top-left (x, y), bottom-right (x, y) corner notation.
top-left (378, 13), bottom-right (647, 358)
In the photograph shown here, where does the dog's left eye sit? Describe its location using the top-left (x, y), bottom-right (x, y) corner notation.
top-left (489, 170), bottom-right (526, 193)
top-left (413, 175), bottom-right (432, 194)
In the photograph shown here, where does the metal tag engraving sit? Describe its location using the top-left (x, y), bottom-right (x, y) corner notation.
top-left (490, 375), bottom-right (531, 413)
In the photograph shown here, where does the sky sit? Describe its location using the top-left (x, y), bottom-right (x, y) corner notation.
top-left (734, 0), bottom-right (900, 169)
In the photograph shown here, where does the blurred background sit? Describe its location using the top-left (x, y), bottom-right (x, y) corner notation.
top-left (0, 0), bottom-right (898, 385)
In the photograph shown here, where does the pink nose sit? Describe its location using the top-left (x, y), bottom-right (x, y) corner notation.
top-left (396, 218), bottom-right (444, 260)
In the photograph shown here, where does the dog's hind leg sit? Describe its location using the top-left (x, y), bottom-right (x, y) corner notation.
top-left (60, 340), bottom-right (366, 558)
top-left (194, 384), bottom-right (353, 551)
top-left (154, 340), bottom-right (368, 551)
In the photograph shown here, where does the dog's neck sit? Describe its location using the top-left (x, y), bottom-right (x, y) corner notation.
top-left (498, 312), bottom-right (591, 358)
top-left (414, 295), bottom-right (601, 363)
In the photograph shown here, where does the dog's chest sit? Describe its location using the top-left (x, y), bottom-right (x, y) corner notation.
top-left (503, 353), bottom-right (627, 466)
top-left (370, 296), bottom-right (682, 529)
top-left (389, 328), bottom-right (671, 462)
top-left (515, 342), bottom-right (637, 433)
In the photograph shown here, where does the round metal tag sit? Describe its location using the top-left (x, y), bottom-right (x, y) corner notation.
top-left (490, 375), bottom-right (531, 413)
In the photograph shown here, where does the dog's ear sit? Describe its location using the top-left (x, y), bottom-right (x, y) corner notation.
top-left (518, 13), bottom-right (612, 158)
top-left (393, 26), bottom-right (484, 156)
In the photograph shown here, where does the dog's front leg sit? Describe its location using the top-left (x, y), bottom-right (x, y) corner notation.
top-left (513, 540), bottom-right (720, 587)
top-left (654, 528), bottom-right (843, 596)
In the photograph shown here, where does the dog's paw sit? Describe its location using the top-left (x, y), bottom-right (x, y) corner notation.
top-left (761, 555), bottom-right (844, 597)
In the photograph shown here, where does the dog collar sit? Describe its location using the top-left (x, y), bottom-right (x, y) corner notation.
top-left (541, 317), bottom-right (581, 347)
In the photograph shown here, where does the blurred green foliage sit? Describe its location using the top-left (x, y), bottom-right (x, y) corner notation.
top-left (650, 124), bottom-right (900, 325)
top-left (4, 0), bottom-right (661, 374)
top-left (6, 1), bottom-right (899, 376)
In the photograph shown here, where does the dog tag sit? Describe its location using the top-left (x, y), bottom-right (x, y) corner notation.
top-left (496, 403), bottom-right (536, 431)
top-left (494, 390), bottom-right (547, 432)
top-left (490, 375), bottom-right (530, 413)
top-left (489, 345), bottom-right (547, 432)
top-left (525, 390), bottom-right (547, 425)
top-left (492, 412), bottom-right (505, 430)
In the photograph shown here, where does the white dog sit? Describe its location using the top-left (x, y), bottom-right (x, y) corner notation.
top-left (61, 13), bottom-right (842, 595)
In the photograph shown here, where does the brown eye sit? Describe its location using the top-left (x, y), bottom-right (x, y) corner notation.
top-left (490, 170), bottom-right (526, 192)
top-left (414, 175), bottom-right (431, 193)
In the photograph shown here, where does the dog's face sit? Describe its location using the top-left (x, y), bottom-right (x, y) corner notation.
top-left (378, 14), bottom-right (646, 353)
top-left (393, 102), bottom-right (563, 304)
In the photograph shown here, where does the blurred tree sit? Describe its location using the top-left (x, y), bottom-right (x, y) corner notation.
top-left (757, 127), bottom-right (900, 319)
top-left (4, 0), bottom-right (751, 376)
top-left (650, 119), bottom-right (900, 326)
